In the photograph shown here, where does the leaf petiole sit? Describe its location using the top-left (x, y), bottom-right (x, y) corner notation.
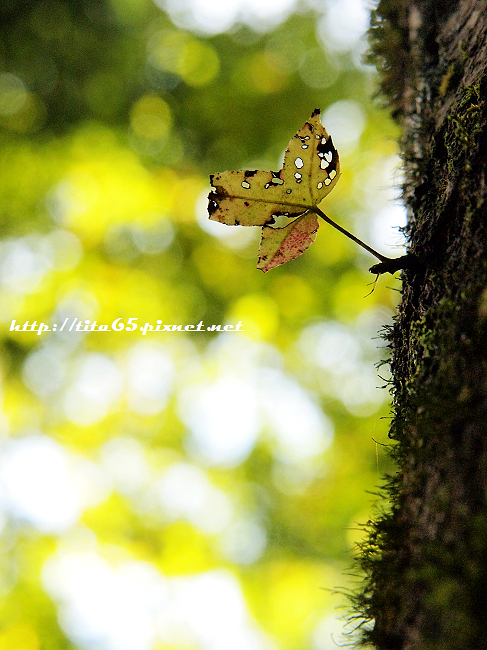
top-left (313, 207), bottom-right (388, 263)
top-left (313, 207), bottom-right (414, 274)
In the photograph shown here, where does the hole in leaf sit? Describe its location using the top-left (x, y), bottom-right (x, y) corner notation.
top-left (294, 157), bottom-right (304, 169)
top-left (242, 181), bottom-right (251, 189)
top-left (265, 173), bottom-right (284, 189)
top-left (272, 214), bottom-right (293, 228)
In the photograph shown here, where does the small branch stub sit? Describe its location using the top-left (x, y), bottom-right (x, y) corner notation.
top-left (369, 254), bottom-right (418, 275)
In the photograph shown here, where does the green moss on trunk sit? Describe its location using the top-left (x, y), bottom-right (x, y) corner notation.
top-left (354, 1), bottom-right (487, 648)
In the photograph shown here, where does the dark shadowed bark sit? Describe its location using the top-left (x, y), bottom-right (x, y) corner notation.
top-left (354, 1), bottom-right (487, 648)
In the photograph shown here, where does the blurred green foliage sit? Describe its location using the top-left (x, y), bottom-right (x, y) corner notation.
top-left (0, 1), bottom-right (401, 649)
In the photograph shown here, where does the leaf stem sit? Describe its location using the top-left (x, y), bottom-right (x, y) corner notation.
top-left (314, 207), bottom-right (389, 263)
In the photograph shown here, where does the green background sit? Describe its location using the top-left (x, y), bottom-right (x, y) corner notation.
top-left (0, 1), bottom-right (402, 649)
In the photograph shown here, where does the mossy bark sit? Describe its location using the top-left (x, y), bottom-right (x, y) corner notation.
top-left (356, 1), bottom-right (487, 648)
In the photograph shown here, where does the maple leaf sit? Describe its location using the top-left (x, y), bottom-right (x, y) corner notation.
top-left (208, 109), bottom-right (412, 275)
top-left (208, 109), bottom-right (339, 271)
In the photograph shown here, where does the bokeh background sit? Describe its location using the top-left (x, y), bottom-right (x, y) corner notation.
top-left (0, 1), bottom-right (405, 649)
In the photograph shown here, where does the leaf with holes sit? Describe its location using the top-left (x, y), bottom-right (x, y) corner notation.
top-left (208, 109), bottom-right (340, 271)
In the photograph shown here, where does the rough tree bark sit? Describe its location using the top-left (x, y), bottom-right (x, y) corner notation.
top-left (354, 1), bottom-right (487, 648)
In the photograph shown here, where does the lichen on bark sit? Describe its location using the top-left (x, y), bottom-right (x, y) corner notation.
top-left (353, 1), bottom-right (487, 648)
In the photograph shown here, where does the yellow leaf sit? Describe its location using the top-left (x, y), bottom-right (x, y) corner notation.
top-left (208, 109), bottom-right (340, 229)
top-left (208, 111), bottom-right (399, 274)
top-left (208, 110), bottom-right (341, 270)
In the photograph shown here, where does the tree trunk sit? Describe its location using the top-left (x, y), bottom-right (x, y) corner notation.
top-left (355, 1), bottom-right (487, 648)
